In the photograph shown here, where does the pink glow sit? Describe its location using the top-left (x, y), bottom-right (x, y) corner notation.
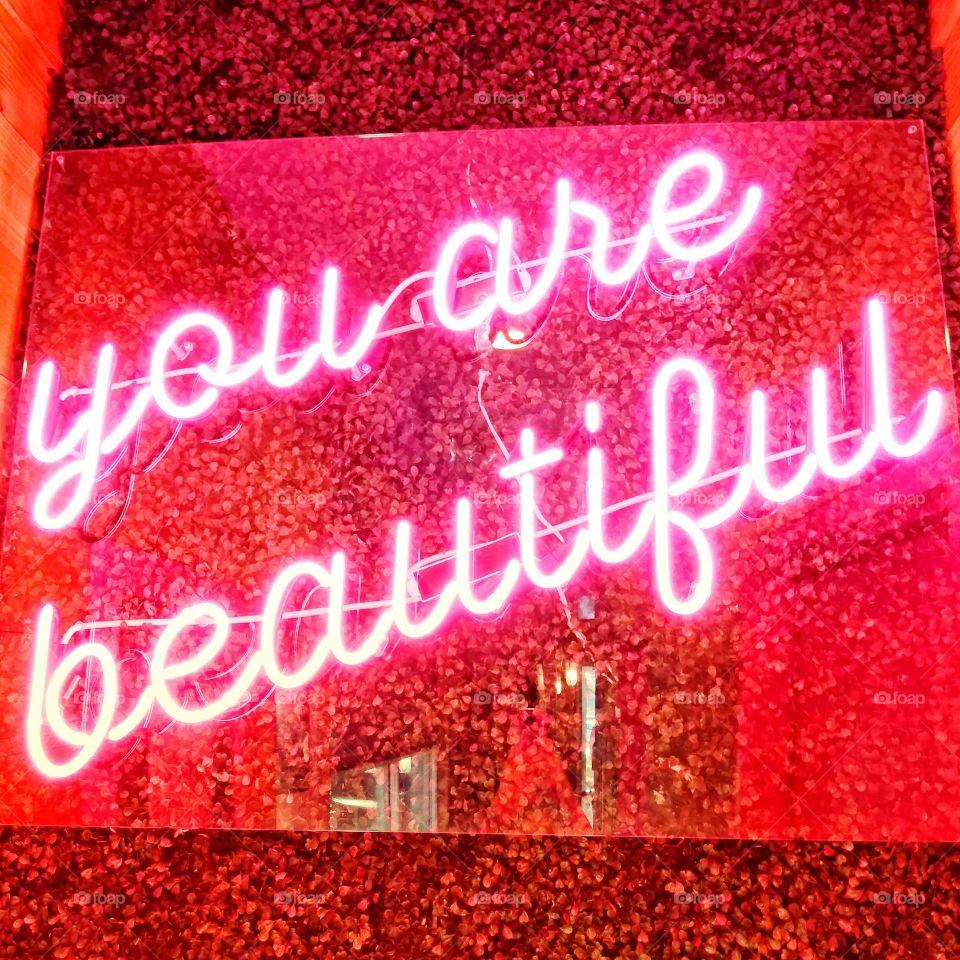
top-left (27, 362), bottom-right (90, 464)
top-left (749, 390), bottom-right (817, 501)
top-left (494, 180), bottom-right (572, 317)
top-left (26, 151), bottom-right (761, 531)
top-left (511, 428), bottom-right (591, 590)
top-left (27, 605), bottom-right (118, 778)
top-left (866, 297), bottom-right (943, 456)
top-left (570, 204), bottom-right (653, 287)
top-left (651, 357), bottom-right (717, 615)
top-left (25, 301), bottom-right (944, 778)
top-left (260, 560), bottom-right (340, 687)
top-left (150, 602), bottom-right (264, 725)
top-left (431, 222), bottom-right (501, 332)
top-left (32, 344), bottom-right (118, 531)
top-left (317, 267), bottom-right (386, 370)
top-left (455, 498), bottom-right (522, 616)
top-left (586, 401), bottom-right (655, 564)
top-left (650, 151), bottom-right (763, 262)
top-left (150, 313), bottom-right (236, 418)
top-left (262, 290), bottom-right (322, 388)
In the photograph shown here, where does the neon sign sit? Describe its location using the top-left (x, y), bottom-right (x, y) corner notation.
top-left (19, 149), bottom-right (946, 780)
top-left (26, 297), bottom-right (942, 777)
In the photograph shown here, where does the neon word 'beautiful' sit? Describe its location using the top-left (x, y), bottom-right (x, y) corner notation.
top-left (26, 152), bottom-right (762, 531)
top-left (27, 298), bottom-right (943, 777)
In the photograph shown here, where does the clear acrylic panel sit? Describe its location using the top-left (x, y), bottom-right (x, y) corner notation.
top-left (1, 121), bottom-right (957, 839)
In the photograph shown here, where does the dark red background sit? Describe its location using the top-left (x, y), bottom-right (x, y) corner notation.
top-left (2, 0), bottom-right (960, 956)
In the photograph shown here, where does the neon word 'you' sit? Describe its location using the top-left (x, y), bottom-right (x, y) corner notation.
top-left (27, 299), bottom-right (943, 777)
top-left (26, 152), bottom-right (762, 531)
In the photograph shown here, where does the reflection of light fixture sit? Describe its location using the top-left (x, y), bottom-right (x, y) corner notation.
top-left (331, 797), bottom-right (379, 809)
top-left (565, 663), bottom-right (579, 687)
top-left (554, 677), bottom-right (563, 695)
top-left (578, 595), bottom-right (596, 620)
top-left (581, 665), bottom-right (597, 827)
top-left (491, 326), bottom-right (529, 350)
top-left (398, 756), bottom-right (412, 774)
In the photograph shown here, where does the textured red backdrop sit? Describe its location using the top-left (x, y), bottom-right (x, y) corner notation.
top-left (2, 0), bottom-right (960, 957)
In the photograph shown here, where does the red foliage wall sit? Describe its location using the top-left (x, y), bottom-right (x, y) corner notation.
top-left (3, 0), bottom-right (960, 957)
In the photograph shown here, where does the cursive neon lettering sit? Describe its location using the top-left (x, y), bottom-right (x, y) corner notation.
top-left (25, 301), bottom-right (943, 777)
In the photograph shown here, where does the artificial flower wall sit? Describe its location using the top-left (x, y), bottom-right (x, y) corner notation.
top-left (1, 0), bottom-right (958, 956)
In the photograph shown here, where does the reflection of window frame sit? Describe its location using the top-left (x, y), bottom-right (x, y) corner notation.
top-left (330, 749), bottom-right (437, 832)
top-left (580, 664), bottom-right (597, 827)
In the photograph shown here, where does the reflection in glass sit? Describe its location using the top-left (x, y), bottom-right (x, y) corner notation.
top-left (330, 750), bottom-right (437, 832)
